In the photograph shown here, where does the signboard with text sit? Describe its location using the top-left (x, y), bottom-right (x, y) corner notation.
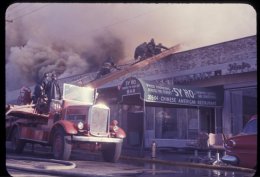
top-left (120, 77), bottom-right (223, 107)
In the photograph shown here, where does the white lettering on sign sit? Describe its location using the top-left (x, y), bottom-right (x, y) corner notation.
top-left (131, 79), bottom-right (136, 85)
top-left (147, 88), bottom-right (158, 93)
top-left (147, 94), bottom-right (158, 101)
top-left (126, 88), bottom-right (136, 94)
top-left (183, 89), bottom-right (195, 98)
top-left (172, 88), bottom-right (195, 98)
top-left (178, 98), bottom-right (196, 104)
top-left (125, 79), bottom-right (137, 87)
top-left (172, 88), bottom-right (183, 97)
top-left (125, 81), bottom-right (130, 86)
top-left (146, 83), bottom-right (155, 88)
top-left (160, 96), bottom-right (176, 103)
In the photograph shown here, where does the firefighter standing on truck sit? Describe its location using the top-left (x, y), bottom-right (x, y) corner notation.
top-left (45, 73), bottom-right (62, 107)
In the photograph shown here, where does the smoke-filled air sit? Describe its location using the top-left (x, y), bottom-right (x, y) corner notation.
top-left (5, 3), bottom-right (256, 91)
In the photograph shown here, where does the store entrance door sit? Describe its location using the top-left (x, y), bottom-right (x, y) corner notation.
top-left (127, 112), bottom-right (144, 147)
top-left (200, 108), bottom-right (215, 133)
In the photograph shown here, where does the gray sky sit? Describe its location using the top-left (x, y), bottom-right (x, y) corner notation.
top-left (5, 3), bottom-right (256, 90)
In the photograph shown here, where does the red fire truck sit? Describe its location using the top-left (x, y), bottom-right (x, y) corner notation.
top-left (6, 83), bottom-right (126, 162)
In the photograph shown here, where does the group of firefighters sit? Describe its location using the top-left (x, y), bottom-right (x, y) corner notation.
top-left (134, 38), bottom-right (168, 61)
top-left (96, 38), bottom-right (168, 79)
top-left (33, 72), bottom-right (61, 113)
top-left (16, 72), bottom-right (61, 114)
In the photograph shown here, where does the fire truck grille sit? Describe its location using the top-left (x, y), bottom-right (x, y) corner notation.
top-left (89, 107), bottom-right (109, 136)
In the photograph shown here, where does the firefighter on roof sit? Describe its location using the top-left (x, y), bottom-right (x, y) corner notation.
top-left (154, 43), bottom-right (169, 54)
top-left (147, 38), bottom-right (156, 56)
top-left (134, 38), bottom-right (169, 61)
top-left (96, 57), bottom-right (120, 79)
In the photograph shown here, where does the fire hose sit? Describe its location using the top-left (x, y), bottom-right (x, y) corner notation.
top-left (5, 104), bottom-right (35, 116)
top-left (6, 155), bottom-right (76, 170)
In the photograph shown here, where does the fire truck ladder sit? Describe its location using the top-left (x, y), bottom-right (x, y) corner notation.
top-left (85, 44), bottom-right (181, 88)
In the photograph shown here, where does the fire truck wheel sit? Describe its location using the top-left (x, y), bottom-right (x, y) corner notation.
top-left (102, 142), bottom-right (122, 163)
top-left (11, 127), bottom-right (25, 154)
top-left (52, 129), bottom-right (72, 160)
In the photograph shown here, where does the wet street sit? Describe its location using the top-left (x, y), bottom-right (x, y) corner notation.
top-left (5, 143), bottom-right (256, 177)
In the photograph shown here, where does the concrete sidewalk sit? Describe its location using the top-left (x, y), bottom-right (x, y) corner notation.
top-left (122, 147), bottom-right (221, 163)
top-left (120, 147), bottom-right (256, 174)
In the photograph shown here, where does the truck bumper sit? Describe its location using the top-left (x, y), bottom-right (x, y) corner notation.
top-left (66, 135), bottom-right (123, 144)
top-left (221, 155), bottom-right (239, 165)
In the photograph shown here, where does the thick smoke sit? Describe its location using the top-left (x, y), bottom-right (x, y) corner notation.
top-left (6, 33), bottom-right (124, 91)
top-left (82, 34), bottom-right (124, 72)
top-left (5, 3), bottom-right (256, 91)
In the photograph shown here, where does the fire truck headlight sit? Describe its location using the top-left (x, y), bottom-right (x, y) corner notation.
top-left (77, 122), bottom-right (84, 130)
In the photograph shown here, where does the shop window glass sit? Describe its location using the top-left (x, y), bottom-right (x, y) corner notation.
top-left (155, 108), bottom-right (199, 139)
top-left (187, 109), bottom-right (199, 139)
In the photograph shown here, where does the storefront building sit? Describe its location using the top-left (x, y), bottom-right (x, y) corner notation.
top-left (114, 77), bottom-right (223, 148)
top-left (97, 35), bottom-right (257, 149)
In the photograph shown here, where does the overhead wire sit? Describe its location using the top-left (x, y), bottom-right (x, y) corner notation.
top-left (7, 3), bottom-right (35, 14)
top-left (10, 4), bottom-right (49, 21)
top-left (6, 3), bottom-right (23, 11)
top-left (6, 3), bottom-right (33, 21)
top-left (8, 3), bottom-right (168, 32)
top-left (79, 5), bottom-right (169, 36)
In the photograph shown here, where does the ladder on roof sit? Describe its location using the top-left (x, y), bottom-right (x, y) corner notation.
top-left (85, 44), bottom-right (181, 88)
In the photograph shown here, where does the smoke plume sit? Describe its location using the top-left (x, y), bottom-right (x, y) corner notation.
top-left (5, 3), bottom-right (256, 91)
top-left (6, 33), bottom-right (124, 90)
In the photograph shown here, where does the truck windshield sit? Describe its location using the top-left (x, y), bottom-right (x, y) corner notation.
top-left (63, 83), bottom-right (95, 104)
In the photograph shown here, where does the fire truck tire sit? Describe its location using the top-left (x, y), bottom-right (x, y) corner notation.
top-left (102, 142), bottom-right (122, 162)
top-left (11, 127), bottom-right (25, 154)
top-left (52, 129), bottom-right (72, 160)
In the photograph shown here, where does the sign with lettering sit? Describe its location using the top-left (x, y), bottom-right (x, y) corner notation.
top-left (120, 77), bottom-right (144, 98)
top-left (120, 77), bottom-right (223, 107)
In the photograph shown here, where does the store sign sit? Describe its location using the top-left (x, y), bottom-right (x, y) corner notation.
top-left (144, 81), bottom-right (221, 106)
top-left (120, 77), bottom-right (144, 97)
top-left (121, 77), bottom-right (223, 107)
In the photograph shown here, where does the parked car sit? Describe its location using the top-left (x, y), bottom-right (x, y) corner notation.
top-left (221, 115), bottom-right (257, 169)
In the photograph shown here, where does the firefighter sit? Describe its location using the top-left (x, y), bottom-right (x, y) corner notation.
top-left (147, 38), bottom-right (156, 56)
top-left (154, 43), bottom-right (169, 55)
top-left (96, 57), bottom-right (120, 79)
top-left (33, 72), bottom-right (51, 107)
top-left (33, 83), bottom-right (48, 113)
top-left (33, 83), bottom-right (44, 104)
top-left (45, 73), bottom-right (62, 105)
top-left (41, 72), bottom-right (51, 91)
top-left (18, 86), bottom-right (32, 105)
top-left (134, 42), bottom-right (148, 61)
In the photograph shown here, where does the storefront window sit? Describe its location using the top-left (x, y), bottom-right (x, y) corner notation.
top-left (154, 107), bottom-right (199, 139)
top-left (187, 109), bottom-right (199, 139)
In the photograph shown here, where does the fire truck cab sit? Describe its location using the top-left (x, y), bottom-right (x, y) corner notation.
top-left (6, 83), bottom-right (126, 162)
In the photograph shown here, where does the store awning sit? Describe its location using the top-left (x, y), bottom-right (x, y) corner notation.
top-left (119, 77), bottom-right (223, 107)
